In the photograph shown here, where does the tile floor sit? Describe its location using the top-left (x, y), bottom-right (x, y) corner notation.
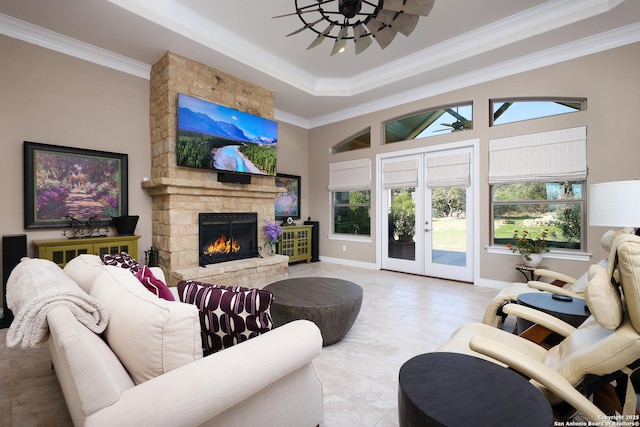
top-left (0, 262), bottom-right (501, 426)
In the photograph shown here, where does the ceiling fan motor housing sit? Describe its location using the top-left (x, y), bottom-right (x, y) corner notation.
top-left (339, 0), bottom-right (362, 19)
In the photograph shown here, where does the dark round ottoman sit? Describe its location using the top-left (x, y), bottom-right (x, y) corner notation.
top-left (264, 277), bottom-right (363, 346)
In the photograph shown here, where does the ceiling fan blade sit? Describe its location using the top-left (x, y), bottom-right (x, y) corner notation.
top-left (365, 18), bottom-right (398, 50)
top-left (353, 22), bottom-right (373, 54)
top-left (307, 23), bottom-right (335, 50)
top-left (272, 0), bottom-right (336, 18)
top-left (375, 10), bottom-right (420, 36)
top-left (382, 0), bottom-right (435, 16)
top-left (286, 18), bottom-right (324, 37)
top-left (272, 9), bottom-right (318, 19)
top-left (331, 26), bottom-right (349, 55)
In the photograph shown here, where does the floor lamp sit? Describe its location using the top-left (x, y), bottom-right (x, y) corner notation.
top-left (589, 180), bottom-right (640, 234)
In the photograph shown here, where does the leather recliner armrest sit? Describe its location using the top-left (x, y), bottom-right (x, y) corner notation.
top-left (502, 303), bottom-right (577, 337)
top-left (469, 335), bottom-right (606, 423)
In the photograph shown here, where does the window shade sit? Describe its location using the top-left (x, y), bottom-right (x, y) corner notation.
top-left (328, 158), bottom-right (371, 191)
top-left (426, 152), bottom-right (470, 188)
top-left (383, 159), bottom-right (418, 189)
top-left (489, 126), bottom-right (587, 184)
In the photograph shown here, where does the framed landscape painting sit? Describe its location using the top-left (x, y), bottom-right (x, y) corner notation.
top-left (24, 141), bottom-right (128, 228)
top-left (274, 173), bottom-right (301, 221)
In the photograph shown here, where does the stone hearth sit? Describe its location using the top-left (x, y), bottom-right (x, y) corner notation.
top-left (143, 52), bottom-right (288, 287)
top-left (173, 255), bottom-right (289, 289)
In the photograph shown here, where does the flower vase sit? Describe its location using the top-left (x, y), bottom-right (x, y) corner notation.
top-left (523, 253), bottom-right (542, 267)
top-left (266, 242), bottom-right (276, 256)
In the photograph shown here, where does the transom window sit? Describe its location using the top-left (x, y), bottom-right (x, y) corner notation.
top-left (490, 97), bottom-right (586, 126)
top-left (331, 128), bottom-right (371, 154)
top-left (385, 102), bottom-right (473, 144)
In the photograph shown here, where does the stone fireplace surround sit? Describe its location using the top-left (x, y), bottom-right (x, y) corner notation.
top-left (142, 51), bottom-right (288, 287)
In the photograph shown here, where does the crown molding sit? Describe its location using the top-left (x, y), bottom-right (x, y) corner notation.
top-left (104, 0), bottom-right (319, 93)
top-left (105, 0), bottom-right (625, 97)
top-left (274, 109), bottom-right (311, 129)
top-left (0, 13), bottom-right (151, 79)
top-left (315, 0), bottom-right (628, 96)
top-left (307, 22), bottom-right (640, 128)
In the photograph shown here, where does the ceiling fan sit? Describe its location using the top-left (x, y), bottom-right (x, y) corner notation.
top-left (273, 0), bottom-right (435, 55)
top-left (436, 108), bottom-right (472, 132)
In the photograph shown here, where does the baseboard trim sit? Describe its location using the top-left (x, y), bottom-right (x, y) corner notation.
top-left (318, 256), bottom-right (378, 270)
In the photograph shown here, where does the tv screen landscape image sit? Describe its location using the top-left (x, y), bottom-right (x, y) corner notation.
top-left (177, 93), bottom-right (278, 176)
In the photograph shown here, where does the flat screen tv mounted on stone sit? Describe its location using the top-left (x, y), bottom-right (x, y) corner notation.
top-left (176, 93), bottom-right (278, 177)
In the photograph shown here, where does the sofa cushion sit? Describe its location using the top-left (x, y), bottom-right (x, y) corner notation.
top-left (101, 252), bottom-right (140, 273)
top-left (177, 280), bottom-right (274, 355)
top-left (91, 267), bottom-right (202, 384)
top-left (63, 254), bottom-right (107, 294)
top-left (134, 266), bottom-right (175, 301)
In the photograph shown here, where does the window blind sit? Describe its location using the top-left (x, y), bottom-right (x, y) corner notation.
top-left (383, 159), bottom-right (419, 189)
top-left (426, 152), bottom-right (470, 188)
top-left (328, 158), bottom-right (371, 191)
top-left (489, 126), bottom-right (587, 184)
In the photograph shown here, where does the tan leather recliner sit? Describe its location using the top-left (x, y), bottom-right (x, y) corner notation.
top-left (482, 229), bottom-right (629, 328)
top-left (437, 233), bottom-right (640, 423)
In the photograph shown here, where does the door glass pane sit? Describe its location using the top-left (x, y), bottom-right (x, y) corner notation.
top-left (388, 187), bottom-right (416, 260)
top-left (431, 186), bottom-right (467, 267)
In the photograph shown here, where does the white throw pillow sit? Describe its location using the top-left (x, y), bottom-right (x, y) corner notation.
top-left (90, 267), bottom-right (202, 384)
top-left (63, 254), bottom-right (106, 294)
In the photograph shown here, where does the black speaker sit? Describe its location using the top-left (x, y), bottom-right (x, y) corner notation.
top-left (304, 220), bottom-right (320, 262)
top-left (217, 172), bottom-right (251, 184)
top-left (1, 234), bottom-right (27, 328)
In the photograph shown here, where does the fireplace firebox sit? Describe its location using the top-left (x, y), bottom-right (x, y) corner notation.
top-left (199, 212), bottom-right (259, 266)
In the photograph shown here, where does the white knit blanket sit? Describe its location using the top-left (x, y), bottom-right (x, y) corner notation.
top-left (6, 257), bottom-right (108, 348)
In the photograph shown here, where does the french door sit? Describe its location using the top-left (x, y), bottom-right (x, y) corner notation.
top-left (380, 145), bottom-right (475, 282)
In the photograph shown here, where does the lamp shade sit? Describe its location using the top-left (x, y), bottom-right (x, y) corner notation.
top-left (589, 180), bottom-right (640, 227)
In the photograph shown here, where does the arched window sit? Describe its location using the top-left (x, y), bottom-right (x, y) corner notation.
top-left (385, 102), bottom-right (472, 144)
top-left (331, 128), bottom-right (371, 154)
top-left (490, 97), bottom-right (586, 126)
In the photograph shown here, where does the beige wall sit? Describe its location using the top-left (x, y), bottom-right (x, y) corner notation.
top-left (308, 42), bottom-right (640, 283)
top-left (276, 121), bottom-right (311, 223)
top-left (0, 35), bottom-right (152, 265)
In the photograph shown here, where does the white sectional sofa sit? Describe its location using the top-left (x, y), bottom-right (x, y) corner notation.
top-left (7, 255), bottom-right (323, 427)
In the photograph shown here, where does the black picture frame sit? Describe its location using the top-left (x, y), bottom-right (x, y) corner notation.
top-left (24, 141), bottom-right (128, 229)
top-left (274, 173), bottom-right (301, 221)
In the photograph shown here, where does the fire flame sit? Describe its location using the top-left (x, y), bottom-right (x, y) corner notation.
top-left (204, 235), bottom-right (240, 255)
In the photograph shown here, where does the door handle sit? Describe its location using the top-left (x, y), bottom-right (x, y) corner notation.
top-left (424, 227), bottom-right (431, 232)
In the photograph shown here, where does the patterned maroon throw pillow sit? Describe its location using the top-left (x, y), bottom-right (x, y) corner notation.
top-left (134, 266), bottom-right (175, 301)
top-left (101, 252), bottom-right (140, 273)
top-left (177, 280), bottom-right (273, 355)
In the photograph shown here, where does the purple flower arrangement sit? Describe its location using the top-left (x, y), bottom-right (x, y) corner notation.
top-left (263, 220), bottom-right (282, 246)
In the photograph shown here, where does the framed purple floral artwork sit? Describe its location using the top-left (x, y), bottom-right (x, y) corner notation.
top-left (274, 173), bottom-right (300, 221)
top-left (24, 141), bottom-right (128, 228)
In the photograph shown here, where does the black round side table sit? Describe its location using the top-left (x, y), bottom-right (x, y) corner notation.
top-left (398, 352), bottom-right (553, 427)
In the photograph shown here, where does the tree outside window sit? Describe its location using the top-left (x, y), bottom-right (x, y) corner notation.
top-left (333, 190), bottom-right (371, 235)
top-left (492, 181), bottom-right (583, 250)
